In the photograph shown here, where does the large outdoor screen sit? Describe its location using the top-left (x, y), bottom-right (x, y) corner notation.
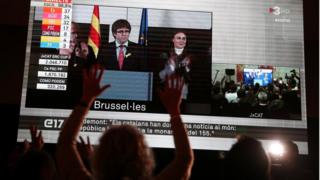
top-left (17, 0), bottom-right (308, 154)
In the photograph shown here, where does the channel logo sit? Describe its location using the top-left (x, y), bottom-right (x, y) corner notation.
top-left (269, 6), bottom-right (281, 15)
top-left (269, 6), bottom-right (290, 16)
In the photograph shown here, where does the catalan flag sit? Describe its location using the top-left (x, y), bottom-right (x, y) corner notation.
top-left (138, 8), bottom-right (148, 46)
top-left (88, 5), bottom-right (101, 58)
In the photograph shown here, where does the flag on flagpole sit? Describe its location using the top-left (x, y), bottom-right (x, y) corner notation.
top-left (88, 5), bottom-right (101, 58)
top-left (138, 8), bottom-right (148, 46)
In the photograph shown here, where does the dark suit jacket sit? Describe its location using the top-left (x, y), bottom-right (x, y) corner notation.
top-left (67, 45), bottom-right (97, 105)
top-left (98, 41), bottom-right (147, 71)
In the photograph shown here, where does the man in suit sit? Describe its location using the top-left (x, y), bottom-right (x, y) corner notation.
top-left (98, 19), bottom-right (147, 71)
top-left (62, 22), bottom-right (96, 106)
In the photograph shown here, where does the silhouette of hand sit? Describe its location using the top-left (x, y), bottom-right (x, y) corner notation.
top-left (159, 74), bottom-right (184, 116)
top-left (81, 64), bottom-right (111, 103)
top-left (77, 136), bottom-right (94, 162)
top-left (30, 125), bottom-right (44, 151)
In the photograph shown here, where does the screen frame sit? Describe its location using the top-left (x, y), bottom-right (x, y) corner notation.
top-left (17, 0), bottom-right (309, 154)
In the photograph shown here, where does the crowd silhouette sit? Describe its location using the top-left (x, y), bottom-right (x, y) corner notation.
top-left (6, 65), bottom-right (311, 180)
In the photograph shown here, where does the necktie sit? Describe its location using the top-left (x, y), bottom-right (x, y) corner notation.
top-left (118, 45), bottom-right (124, 70)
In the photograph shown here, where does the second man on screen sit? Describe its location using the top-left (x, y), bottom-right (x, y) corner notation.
top-left (98, 19), bottom-right (148, 72)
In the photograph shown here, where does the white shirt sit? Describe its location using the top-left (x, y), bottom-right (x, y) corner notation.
top-left (174, 48), bottom-right (184, 55)
top-left (225, 92), bottom-right (238, 103)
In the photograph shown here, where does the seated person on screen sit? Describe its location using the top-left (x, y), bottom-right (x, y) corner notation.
top-left (56, 65), bottom-right (194, 180)
top-left (98, 19), bottom-right (147, 71)
top-left (253, 91), bottom-right (269, 116)
top-left (211, 81), bottom-right (228, 115)
top-left (224, 83), bottom-right (238, 103)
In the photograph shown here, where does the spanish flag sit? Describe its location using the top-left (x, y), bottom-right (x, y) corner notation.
top-left (88, 5), bottom-right (101, 58)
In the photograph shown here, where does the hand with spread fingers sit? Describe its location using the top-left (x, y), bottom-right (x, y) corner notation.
top-left (159, 74), bottom-right (184, 117)
top-left (77, 136), bottom-right (94, 172)
top-left (77, 136), bottom-right (94, 162)
top-left (29, 125), bottom-right (44, 151)
top-left (81, 64), bottom-right (111, 105)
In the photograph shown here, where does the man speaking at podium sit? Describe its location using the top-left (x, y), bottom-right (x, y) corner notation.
top-left (98, 19), bottom-right (147, 72)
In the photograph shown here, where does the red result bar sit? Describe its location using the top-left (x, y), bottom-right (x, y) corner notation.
top-left (42, 24), bottom-right (61, 31)
top-left (43, 7), bottom-right (62, 14)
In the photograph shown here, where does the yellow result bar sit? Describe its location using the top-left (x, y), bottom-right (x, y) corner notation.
top-left (41, 36), bottom-right (61, 43)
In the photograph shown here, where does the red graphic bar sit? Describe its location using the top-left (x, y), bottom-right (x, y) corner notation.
top-left (42, 24), bottom-right (61, 31)
top-left (43, 7), bottom-right (63, 14)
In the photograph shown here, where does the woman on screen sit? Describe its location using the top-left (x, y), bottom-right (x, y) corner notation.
top-left (56, 65), bottom-right (194, 180)
top-left (159, 31), bottom-right (192, 100)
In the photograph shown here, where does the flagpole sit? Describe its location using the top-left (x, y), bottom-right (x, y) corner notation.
top-left (139, 8), bottom-right (150, 97)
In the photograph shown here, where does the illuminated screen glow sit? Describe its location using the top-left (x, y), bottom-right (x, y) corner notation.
top-left (17, 0), bottom-right (308, 154)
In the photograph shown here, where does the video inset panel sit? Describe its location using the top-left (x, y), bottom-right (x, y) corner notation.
top-left (212, 64), bottom-right (302, 120)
